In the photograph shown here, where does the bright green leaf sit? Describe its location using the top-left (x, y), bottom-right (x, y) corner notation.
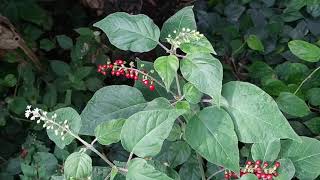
top-left (183, 83), bottom-right (203, 104)
top-left (127, 158), bottom-right (173, 180)
top-left (80, 85), bottom-right (147, 135)
top-left (154, 55), bottom-right (179, 92)
top-left (276, 92), bottom-right (310, 117)
top-left (180, 36), bottom-right (216, 54)
top-left (180, 53), bottom-right (223, 105)
top-left (222, 81), bottom-right (300, 143)
top-left (288, 40), bottom-right (320, 62)
top-left (185, 107), bottom-right (239, 173)
top-left (94, 119), bottom-right (125, 145)
top-left (47, 107), bottom-right (82, 149)
top-left (64, 152), bottom-right (92, 180)
top-left (94, 12), bottom-right (160, 52)
top-left (251, 139), bottom-right (281, 162)
top-left (247, 35), bottom-right (264, 52)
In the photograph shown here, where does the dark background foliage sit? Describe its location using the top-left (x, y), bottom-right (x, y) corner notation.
top-left (0, 0), bottom-right (319, 179)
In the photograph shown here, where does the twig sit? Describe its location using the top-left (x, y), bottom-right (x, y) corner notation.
top-left (207, 168), bottom-right (225, 180)
top-left (197, 154), bottom-right (206, 180)
top-left (175, 73), bottom-right (182, 97)
top-left (126, 152), bottom-right (134, 168)
top-left (158, 42), bottom-right (170, 53)
top-left (294, 66), bottom-right (320, 95)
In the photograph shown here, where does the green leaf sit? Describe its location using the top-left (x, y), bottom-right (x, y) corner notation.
top-left (154, 55), bottom-right (179, 92)
top-left (80, 85), bottom-right (147, 135)
top-left (247, 35), bottom-right (264, 52)
top-left (148, 161), bottom-right (180, 180)
top-left (64, 152), bottom-right (92, 180)
top-left (50, 60), bottom-right (71, 77)
top-left (33, 152), bottom-right (58, 177)
top-left (306, 88), bottom-right (320, 106)
top-left (155, 141), bottom-right (191, 168)
top-left (167, 124), bottom-right (182, 141)
top-left (251, 139), bottom-right (281, 162)
top-left (43, 84), bottom-right (57, 108)
top-left (288, 40), bottom-right (320, 62)
top-left (180, 36), bottom-right (216, 54)
top-left (94, 119), bottom-right (125, 145)
top-left (280, 137), bottom-right (320, 180)
top-left (56, 35), bottom-right (73, 49)
top-left (91, 166), bottom-right (111, 180)
top-left (274, 62), bottom-right (309, 84)
top-left (47, 107), bottom-right (82, 149)
top-left (304, 117), bottom-right (320, 134)
top-left (179, 154), bottom-right (201, 180)
top-left (127, 158), bottom-right (173, 180)
top-left (94, 12), bottom-right (160, 52)
top-left (74, 66), bottom-right (93, 80)
top-left (39, 39), bottom-right (55, 51)
top-left (121, 108), bottom-right (185, 157)
top-left (276, 92), bottom-right (310, 117)
top-left (160, 6), bottom-right (196, 41)
top-left (8, 97), bottom-right (28, 115)
top-left (180, 53), bottom-right (223, 105)
top-left (222, 81), bottom-right (300, 143)
top-left (307, 0), bottom-right (320, 17)
top-left (183, 83), bottom-right (203, 104)
top-left (239, 174), bottom-right (258, 180)
top-left (185, 107), bottom-right (239, 173)
top-left (273, 159), bottom-right (295, 180)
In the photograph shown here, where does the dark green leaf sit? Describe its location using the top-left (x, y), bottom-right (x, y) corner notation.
top-left (276, 92), bottom-right (310, 117)
top-left (56, 35), bottom-right (73, 49)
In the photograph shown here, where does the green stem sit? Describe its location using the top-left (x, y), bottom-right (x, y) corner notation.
top-left (294, 66), bottom-right (320, 95)
top-left (197, 154), bottom-right (206, 180)
top-left (175, 73), bottom-right (182, 97)
top-left (207, 169), bottom-right (224, 180)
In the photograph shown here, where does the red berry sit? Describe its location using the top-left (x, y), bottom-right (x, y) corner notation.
top-left (130, 74), bottom-right (135, 79)
top-left (134, 76), bottom-right (138, 80)
top-left (273, 172), bottom-right (278, 177)
top-left (116, 60), bottom-right (123, 65)
top-left (246, 161), bottom-right (253, 165)
top-left (116, 71), bottom-right (121, 76)
top-left (111, 71), bottom-right (115, 75)
top-left (101, 71), bottom-right (106, 76)
top-left (255, 160), bottom-right (262, 165)
top-left (224, 174), bottom-right (230, 179)
top-left (108, 64), bottom-right (113, 69)
top-left (266, 174), bottom-right (273, 180)
top-left (255, 167), bottom-right (263, 173)
top-left (20, 148), bottom-right (28, 159)
top-left (119, 69), bottom-right (125, 74)
top-left (102, 64), bottom-right (107, 69)
top-left (143, 79), bottom-right (149, 86)
top-left (256, 173), bottom-right (261, 179)
top-left (263, 162), bottom-right (269, 167)
top-left (261, 173), bottom-right (266, 179)
top-left (274, 162), bottom-right (280, 168)
top-left (149, 84), bottom-right (155, 91)
top-left (125, 73), bottom-right (130, 79)
top-left (97, 68), bottom-right (102, 73)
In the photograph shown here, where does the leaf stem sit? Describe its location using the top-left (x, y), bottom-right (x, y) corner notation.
top-left (126, 152), bottom-right (134, 168)
top-left (175, 73), bottom-right (182, 97)
top-left (294, 66), bottom-right (320, 95)
top-left (158, 42), bottom-right (170, 53)
top-left (207, 168), bottom-right (225, 180)
top-left (197, 154), bottom-right (206, 180)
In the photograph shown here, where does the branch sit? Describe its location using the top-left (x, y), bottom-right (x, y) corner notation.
top-left (294, 66), bottom-right (320, 95)
top-left (207, 168), bottom-right (224, 180)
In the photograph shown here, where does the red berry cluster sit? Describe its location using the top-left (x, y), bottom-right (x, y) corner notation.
top-left (224, 160), bottom-right (280, 179)
top-left (97, 59), bottom-right (155, 91)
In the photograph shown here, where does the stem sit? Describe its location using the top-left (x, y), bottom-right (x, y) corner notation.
top-left (294, 66), bottom-right (320, 95)
top-left (126, 152), bottom-right (134, 168)
top-left (207, 169), bottom-right (225, 180)
top-left (126, 67), bottom-right (177, 97)
top-left (91, 138), bottom-right (97, 146)
top-left (197, 154), bottom-right (206, 180)
top-left (175, 73), bottom-right (182, 97)
top-left (158, 42), bottom-right (170, 53)
top-left (175, 54), bottom-right (186, 58)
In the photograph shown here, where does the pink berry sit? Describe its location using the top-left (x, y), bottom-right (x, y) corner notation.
top-left (125, 73), bottom-right (130, 79)
top-left (266, 174), bottom-right (273, 180)
top-left (274, 162), bottom-right (280, 168)
top-left (246, 161), bottom-right (253, 165)
top-left (143, 79), bottom-right (149, 86)
top-left (263, 162), bottom-right (269, 167)
top-left (111, 71), bottom-right (115, 76)
top-left (116, 71), bottom-right (121, 76)
top-left (255, 160), bottom-right (262, 165)
top-left (149, 84), bottom-right (155, 91)
top-left (134, 76), bottom-right (138, 80)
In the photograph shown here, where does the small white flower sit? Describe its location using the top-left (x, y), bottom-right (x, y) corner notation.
top-left (40, 117), bottom-right (45, 120)
top-left (64, 120), bottom-right (68, 124)
top-left (54, 130), bottom-right (59, 135)
top-left (50, 126), bottom-right (54, 130)
top-left (61, 136), bottom-right (65, 141)
top-left (46, 126), bottom-right (50, 129)
top-left (33, 108), bottom-right (39, 114)
top-left (52, 113), bottom-right (57, 119)
top-left (192, 30), bottom-right (196, 33)
top-left (36, 120), bottom-right (41, 124)
top-left (173, 30), bottom-right (177, 34)
top-left (42, 111), bottom-right (47, 116)
top-left (43, 123), bottom-right (47, 128)
top-left (61, 131), bottom-right (64, 136)
top-left (65, 125), bottom-right (69, 129)
top-left (187, 28), bottom-right (190, 32)
top-left (26, 105), bottom-right (32, 110)
top-left (25, 110), bottom-right (31, 118)
top-left (168, 34), bottom-right (171, 38)
top-left (31, 116), bottom-right (36, 121)
top-left (182, 28), bottom-right (186, 31)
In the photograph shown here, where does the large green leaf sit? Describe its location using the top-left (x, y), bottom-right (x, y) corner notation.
top-left (273, 159), bottom-right (295, 180)
top-left (64, 152), bottom-right (92, 180)
top-left (127, 158), bottom-right (173, 180)
top-left (185, 107), bottom-right (239, 173)
top-left (276, 92), bottom-right (310, 117)
top-left (94, 119), bottom-right (125, 145)
top-left (94, 12), bottom-right (160, 52)
top-left (280, 137), bottom-right (320, 180)
top-left (121, 108), bottom-right (185, 157)
top-left (288, 40), bottom-right (320, 62)
top-left (178, 154), bottom-right (201, 180)
top-left (160, 6), bottom-right (196, 41)
top-left (154, 55), bottom-right (179, 92)
top-left (180, 53), bottom-right (223, 105)
top-left (247, 35), bottom-right (264, 52)
top-left (251, 139), bottom-right (281, 162)
top-left (183, 83), bottom-right (203, 104)
top-left (80, 85), bottom-right (147, 135)
top-left (47, 107), bottom-right (82, 149)
top-left (180, 36), bottom-right (216, 54)
top-left (222, 81), bottom-right (300, 143)
top-left (155, 141), bottom-right (191, 168)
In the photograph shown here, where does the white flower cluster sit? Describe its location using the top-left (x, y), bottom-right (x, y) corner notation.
top-left (166, 28), bottom-right (204, 47)
top-left (25, 105), bottom-right (70, 140)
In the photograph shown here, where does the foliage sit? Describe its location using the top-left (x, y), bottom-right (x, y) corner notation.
top-left (1, 0), bottom-right (320, 180)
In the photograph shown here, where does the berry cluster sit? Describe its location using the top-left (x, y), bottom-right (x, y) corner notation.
top-left (97, 59), bottom-right (155, 91)
top-left (224, 160), bottom-right (280, 179)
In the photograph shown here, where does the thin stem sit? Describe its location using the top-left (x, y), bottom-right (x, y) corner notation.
top-left (175, 73), bottom-right (182, 97)
top-left (294, 66), bottom-right (320, 95)
top-left (175, 54), bottom-right (186, 58)
top-left (91, 138), bottom-right (98, 146)
top-left (126, 67), bottom-right (177, 97)
top-left (207, 168), bottom-right (224, 180)
top-left (201, 99), bottom-right (212, 103)
top-left (158, 42), bottom-right (170, 53)
top-left (126, 152), bottom-right (134, 168)
top-left (197, 154), bottom-right (206, 180)
top-left (171, 95), bottom-right (185, 106)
